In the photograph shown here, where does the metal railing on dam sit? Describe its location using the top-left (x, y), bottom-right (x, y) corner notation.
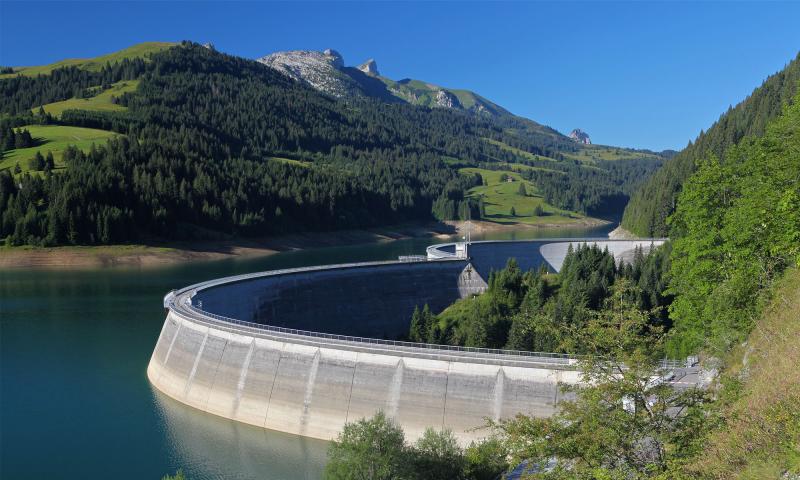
top-left (162, 260), bottom-right (580, 368)
top-left (147, 240), bottom-right (669, 445)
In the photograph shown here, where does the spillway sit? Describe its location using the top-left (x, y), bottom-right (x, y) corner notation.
top-left (147, 238), bottom-right (663, 444)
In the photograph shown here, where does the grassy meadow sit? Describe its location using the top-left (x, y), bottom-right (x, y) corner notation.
top-left (0, 125), bottom-right (118, 173)
top-left (563, 144), bottom-right (664, 163)
top-left (1, 42), bottom-right (174, 78)
top-left (484, 137), bottom-right (561, 163)
top-left (34, 80), bottom-right (139, 117)
top-left (268, 156), bottom-right (311, 168)
top-left (461, 167), bottom-right (581, 225)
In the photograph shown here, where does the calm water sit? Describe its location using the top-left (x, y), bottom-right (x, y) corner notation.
top-left (0, 223), bottom-right (613, 480)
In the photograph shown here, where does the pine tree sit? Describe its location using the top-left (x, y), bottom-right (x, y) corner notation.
top-left (28, 151), bottom-right (45, 171)
top-left (45, 151), bottom-right (55, 171)
top-left (409, 306), bottom-right (425, 342)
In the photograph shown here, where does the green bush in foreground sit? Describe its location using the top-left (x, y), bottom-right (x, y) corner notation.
top-left (324, 411), bottom-right (506, 480)
top-left (325, 411), bottom-right (408, 480)
top-left (489, 280), bottom-right (709, 479)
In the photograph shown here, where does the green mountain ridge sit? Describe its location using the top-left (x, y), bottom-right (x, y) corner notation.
top-left (621, 51), bottom-right (800, 237)
top-left (256, 47), bottom-right (672, 162)
top-left (1, 41), bottom-right (665, 247)
top-left (0, 42), bottom-right (175, 79)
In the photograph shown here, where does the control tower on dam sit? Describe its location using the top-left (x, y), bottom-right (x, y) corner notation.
top-left (147, 238), bottom-right (664, 444)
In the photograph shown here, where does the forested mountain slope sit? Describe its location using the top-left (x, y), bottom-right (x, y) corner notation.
top-left (621, 52), bottom-right (800, 236)
top-left (404, 88), bottom-right (800, 480)
top-left (0, 42), bottom-right (663, 247)
top-left (257, 48), bottom-right (668, 166)
top-left (666, 88), bottom-right (800, 357)
top-left (686, 267), bottom-right (800, 478)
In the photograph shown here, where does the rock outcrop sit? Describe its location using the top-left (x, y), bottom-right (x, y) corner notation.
top-left (256, 48), bottom-right (517, 121)
top-left (323, 49), bottom-right (344, 68)
top-left (435, 89), bottom-right (461, 109)
top-left (358, 59), bottom-right (379, 76)
top-left (569, 129), bottom-right (591, 144)
top-left (257, 49), bottom-right (359, 98)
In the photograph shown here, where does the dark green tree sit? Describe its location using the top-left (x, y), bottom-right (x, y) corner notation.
top-left (409, 306), bottom-right (427, 343)
top-left (44, 151), bottom-right (55, 171)
top-left (28, 151), bottom-right (45, 171)
top-left (409, 428), bottom-right (466, 480)
top-left (325, 411), bottom-right (409, 480)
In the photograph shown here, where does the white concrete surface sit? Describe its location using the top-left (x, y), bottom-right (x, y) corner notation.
top-left (148, 242), bottom-right (667, 445)
top-left (148, 310), bottom-right (579, 445)
top-left (539, 240), bottom-right (665, 272)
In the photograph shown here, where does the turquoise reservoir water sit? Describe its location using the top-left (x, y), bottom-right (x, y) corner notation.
top-left (0, 223), bottom-right (613, 480)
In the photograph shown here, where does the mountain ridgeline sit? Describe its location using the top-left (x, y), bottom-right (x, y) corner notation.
top-left (0, 42), bottom-right (662, 247)
top-left (621, 52), bottom-right (800, 236)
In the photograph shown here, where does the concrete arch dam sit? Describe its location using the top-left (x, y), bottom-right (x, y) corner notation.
top-left (148, 239), bottom-right (663, 444)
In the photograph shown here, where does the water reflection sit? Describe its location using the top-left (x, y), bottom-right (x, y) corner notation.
top-left (152, 386), bottom-right (327, 480)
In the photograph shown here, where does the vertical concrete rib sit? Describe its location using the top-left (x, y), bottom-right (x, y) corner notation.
top-left (387, 359), bottom-right (405, 420)
top-left (344, 352), bottom-right (359, 425)
top-left (493, 368), bottom-right (505, 422)
top-left (183, 329), bottom-right (209, 398)
top-left (299, 349), bottom-right (321, 434)
top-left (263, 343), bottom-right (286, 427)
top-left (162, 317), bottom-right (183, 367)
top-left (201, 336), bottom-right (229, 411)
top-left (231, 339), bottom-right (256, 416)
top-left (442, 362), bottom-right (452, 428)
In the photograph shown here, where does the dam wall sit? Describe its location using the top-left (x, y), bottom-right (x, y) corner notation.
top-left (148, 308), bottom-right (579, 445)
top-left (428, 238), bottom-right (666, 276)
top-left (148, 239), bottom-right (663, 444)
top-left (193, 260), bottom-right (485, 338)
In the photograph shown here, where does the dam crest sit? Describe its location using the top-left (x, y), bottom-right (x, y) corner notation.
top-left (148, 238), bottom-right (664, 444)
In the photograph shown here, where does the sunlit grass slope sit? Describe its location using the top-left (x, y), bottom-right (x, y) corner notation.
top-left (1, 42), bottom-right (174, 78)
top-left (34, 80), bottom-right (139, 117)
top-left (461, 167), bottom-right (581, 225)
top-left (688, 268), bottom-right (800, 479)
top-left (0, 125), bottom-right (118, 173)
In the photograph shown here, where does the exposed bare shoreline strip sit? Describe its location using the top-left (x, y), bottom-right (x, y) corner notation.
top-left (0, 218), bottom-right (610, 270)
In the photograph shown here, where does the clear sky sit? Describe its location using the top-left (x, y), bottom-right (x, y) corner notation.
top-left (1, 1), bottom-right (798, 151)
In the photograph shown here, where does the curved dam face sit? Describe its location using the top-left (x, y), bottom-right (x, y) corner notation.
top-left (428, 238), bottom-right (665, 276)
top-left (148, 239), bottom-right (663, 444)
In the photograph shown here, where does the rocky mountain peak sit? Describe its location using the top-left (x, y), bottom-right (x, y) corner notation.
top-left (256, 48), bottom-right (511, 119)
top-left (569, 129), bottom-right (591, 144)
top-left (257, 49), bottom-right (357, 98)
top-left (358, 59), bottom-right (379, 76)
top-left (323, 49), bottom-right (344, 68)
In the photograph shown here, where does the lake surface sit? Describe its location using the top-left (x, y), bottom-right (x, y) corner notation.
top-left (0, 223), bottom-right (613, 480)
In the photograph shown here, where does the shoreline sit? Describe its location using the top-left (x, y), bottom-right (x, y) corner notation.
top-left (0, 217), bottom-right (611, 270)
top-left (449, 217), bottom-right (611, 234)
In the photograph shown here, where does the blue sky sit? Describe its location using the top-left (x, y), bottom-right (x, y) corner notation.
top-left (1, 1), bottom-right (798, 151)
